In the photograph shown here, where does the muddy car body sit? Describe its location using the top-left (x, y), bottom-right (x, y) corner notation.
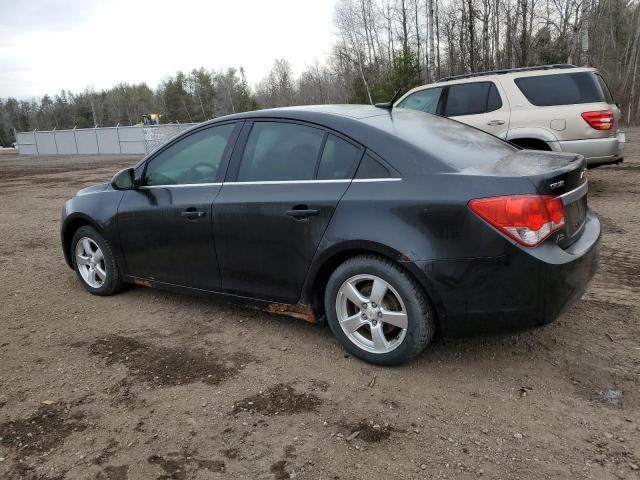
top-left (61, 105), bottom-right (600, 365)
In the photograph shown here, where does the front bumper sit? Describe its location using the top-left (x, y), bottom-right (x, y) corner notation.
top-left (557, 132), bottom-right (625, 166)
top-left (417, 210), bottom-right (601, 337)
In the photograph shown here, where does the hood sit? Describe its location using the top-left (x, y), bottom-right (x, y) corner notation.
top-left (76, 183), bottom-right (110, 196)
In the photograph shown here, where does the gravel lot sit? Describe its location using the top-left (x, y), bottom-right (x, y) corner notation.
top-left (0, 130), bottom-right (638, 480)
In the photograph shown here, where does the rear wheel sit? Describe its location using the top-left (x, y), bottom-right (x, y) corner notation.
top-left (71, 226), bottom-right (122, 296)
top-left (324, 255), bottom-right (435, 365)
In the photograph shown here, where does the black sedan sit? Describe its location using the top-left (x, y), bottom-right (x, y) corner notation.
top-left (61, 105), bottom-right (600, 365)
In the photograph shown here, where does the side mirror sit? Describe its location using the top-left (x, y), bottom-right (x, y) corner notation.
top-left (111, 168), bottom-right (135, 190)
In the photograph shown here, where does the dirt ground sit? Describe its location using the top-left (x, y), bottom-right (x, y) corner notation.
top-left (0, 129), bottom-right (638, 480)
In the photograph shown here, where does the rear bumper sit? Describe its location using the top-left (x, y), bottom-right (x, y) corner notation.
top-left (416, 210), bottom-right (601, 337)
top-left (557, 133), bottom-right (625, 166)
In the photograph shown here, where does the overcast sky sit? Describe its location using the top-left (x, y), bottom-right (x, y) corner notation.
top-left (0, 0), bottom-right (337, 99)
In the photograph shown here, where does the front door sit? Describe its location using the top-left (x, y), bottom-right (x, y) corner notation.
top-left (117, 122), bottom-right (239, 290)
top-left (214, 121), bottom-right (363, 303)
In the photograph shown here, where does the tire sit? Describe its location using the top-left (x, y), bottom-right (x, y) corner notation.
top-left (70, 226), bottom-right (122, 296)
top-left (324, 254), bottom-right (436, 365)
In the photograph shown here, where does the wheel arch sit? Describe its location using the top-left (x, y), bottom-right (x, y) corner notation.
top-left (509, 137), bottom-right (553, 151)
top-left (506, 127), bottom-right (559, 151)
top-left (303, 241), bottom-right (446, 332)
top-left (61, 214), bottom-right (104, 269)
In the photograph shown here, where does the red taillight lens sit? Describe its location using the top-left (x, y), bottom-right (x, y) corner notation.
top-left (469, 195), bottom-right (565, 247)
top-left (581, 110), bottom-right (614, 130)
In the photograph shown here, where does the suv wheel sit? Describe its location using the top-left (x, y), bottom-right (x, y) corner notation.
top-left (71, 226), bottom-right (122, 296)
top-left (325, 255), bottom-right (435, 365)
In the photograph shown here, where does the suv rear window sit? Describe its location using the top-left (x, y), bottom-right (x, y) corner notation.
top-left (515, 72), bottom-right (608, 106)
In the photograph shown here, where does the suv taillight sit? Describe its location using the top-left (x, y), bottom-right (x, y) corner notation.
top-left (469, 195), bottom-right (565, 247)
top-left (581, 110), bottom-right (614, 130)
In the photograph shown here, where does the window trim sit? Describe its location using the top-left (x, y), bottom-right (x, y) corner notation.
top-left (140, 120), bottom-right (241, 187)
top-left (138, 178), bottom-right (402, 189)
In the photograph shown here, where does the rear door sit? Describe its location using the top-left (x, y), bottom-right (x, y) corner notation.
top-left (444, 81), bottom-right (510, 138)
top-left (213, 120), bottom-right (363, 303)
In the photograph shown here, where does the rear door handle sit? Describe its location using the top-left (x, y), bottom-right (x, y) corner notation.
top-left (181, 207), bottom-right (206, 220)
top-left (285, 206), bottom-right (319, 220)
top-left (487, 119), bottom-right (505, 126)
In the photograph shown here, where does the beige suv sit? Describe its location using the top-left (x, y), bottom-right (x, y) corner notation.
top-left (395, 64), bottom-right (625, 166)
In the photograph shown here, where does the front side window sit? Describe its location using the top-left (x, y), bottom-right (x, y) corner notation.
top-left (444, 82), bottom-right (501, 116)
top-left (316, 135), bottom-right (362, 180)
top-left (144, 124), bottom-right (235, 186)
top-left (397, 87), bottom-right (443, 114)
top-left (515, 72), bottom-right (607, 106)
top-left (237, 122), bottom-right (325, 181)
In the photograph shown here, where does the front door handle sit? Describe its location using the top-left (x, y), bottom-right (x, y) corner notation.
top-left (181, 207), bottom-right (206, 220)
top-left (487, 119), bottom-right (505, 126)
top-left (285, 205), bottom-right (319, 220)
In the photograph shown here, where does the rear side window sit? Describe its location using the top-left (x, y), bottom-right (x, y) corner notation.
top-left (237, 122), bottom-right (324, 181)
top-left (515, 72), bottom-right (607, 106)
top-left (355, 154), bottom-right (390, 179)
top-left (397, 87), bottom-right (443, 114)
top-left (444, 82), bottom-right (501, 116)
top-left (486, 84), bottom-right (502, 111)
top-left (316, 135), bottom-right (362, 180)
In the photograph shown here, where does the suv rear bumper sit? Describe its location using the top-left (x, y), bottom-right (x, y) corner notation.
top-left (556, 132), bottom-right (625, 166)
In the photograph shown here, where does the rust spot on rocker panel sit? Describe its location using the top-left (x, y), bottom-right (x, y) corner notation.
top-left (267, 303), bottom-right (316, 323)
top-left (130, 277), bottom-right (153, 288)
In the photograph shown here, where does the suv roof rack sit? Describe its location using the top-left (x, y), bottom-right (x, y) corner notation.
top-left (437, 64), bottom-right (577, 82)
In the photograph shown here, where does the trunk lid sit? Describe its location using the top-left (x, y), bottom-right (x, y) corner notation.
top-left (464, 149), bottom-right (588, 247)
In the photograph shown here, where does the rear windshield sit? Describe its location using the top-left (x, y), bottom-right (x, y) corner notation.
top-left (515, 72), bottom-right (608, 106)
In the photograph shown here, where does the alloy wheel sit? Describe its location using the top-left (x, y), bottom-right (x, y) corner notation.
top-left (335, 274), bottom-right (408, 354)
top-left (75, 237), bottom-right (107, 288)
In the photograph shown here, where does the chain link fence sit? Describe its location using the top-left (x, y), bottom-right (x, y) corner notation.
top-left (15, 123), bottom-right (199, 156)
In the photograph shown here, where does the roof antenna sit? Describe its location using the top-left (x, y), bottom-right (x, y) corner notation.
top-left (374, 88), bottom-right (403, 110)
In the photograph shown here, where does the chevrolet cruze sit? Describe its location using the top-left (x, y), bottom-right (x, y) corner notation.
top-left (61, 105), bottom-right (600, 365)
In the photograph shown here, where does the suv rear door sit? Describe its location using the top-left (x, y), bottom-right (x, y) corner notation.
top-left (443, 81), bottom-right (510, 138)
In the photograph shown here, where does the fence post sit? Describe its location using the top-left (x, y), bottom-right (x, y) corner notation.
top-left (33, 129), bottom-right (39, 155)
top-left (116, 123), bottom-right (122, 154)
top-left (52, 127), bottom-right (59, 155)
top-left (72, 126), bottom-right (78, 154)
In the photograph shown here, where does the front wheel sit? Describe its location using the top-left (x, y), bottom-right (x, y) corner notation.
top-left (324, 255), bottom-right (436, 365)
top-left (71, 226), bottom-right (122, 296)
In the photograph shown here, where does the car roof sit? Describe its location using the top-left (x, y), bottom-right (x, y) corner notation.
top-left (398, 66), bottom-right (599, 99)
top-left (192, 104), bottom-right (517, 175)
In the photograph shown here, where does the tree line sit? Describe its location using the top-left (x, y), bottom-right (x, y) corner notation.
top-left (1, 0), bottom-right (639, 147)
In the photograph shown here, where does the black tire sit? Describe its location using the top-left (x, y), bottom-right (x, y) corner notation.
top-left (70, 225), bottom-right (122, 296)
top-left (324, 254), bottom-right (436, 366)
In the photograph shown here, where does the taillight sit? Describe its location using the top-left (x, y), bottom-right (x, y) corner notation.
top-left (581, 110), bottom-right (614, 130)
top-left (469, 195), bottom-right (565, 247)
